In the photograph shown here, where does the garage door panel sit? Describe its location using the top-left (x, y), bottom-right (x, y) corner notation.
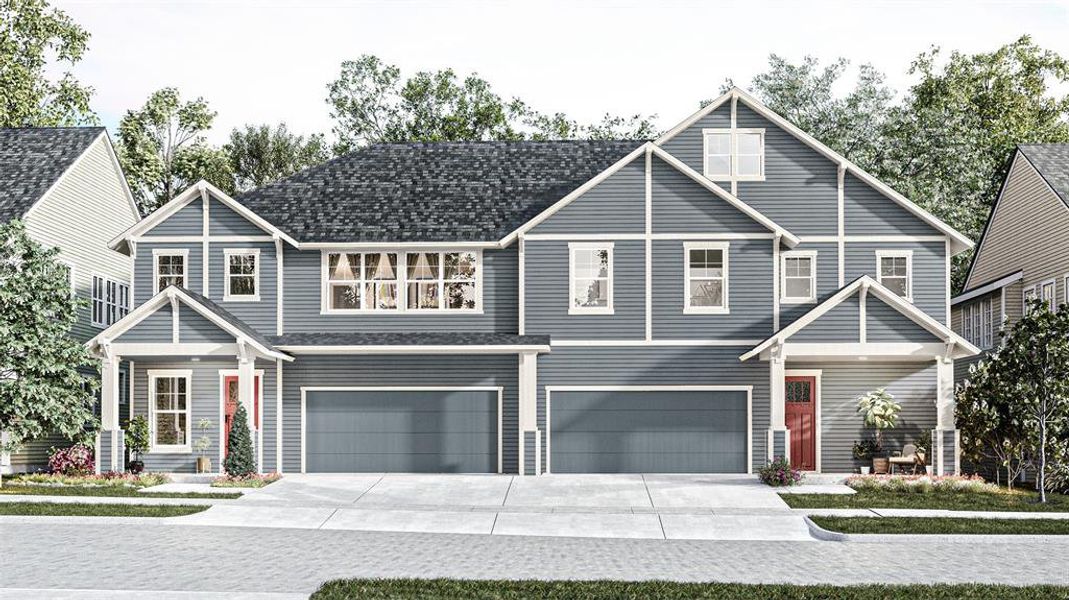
top-left (551, 408), bottom-right (746, 433)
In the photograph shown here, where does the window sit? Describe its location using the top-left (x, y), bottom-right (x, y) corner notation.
top-left (685, 242), bottom-right (729, 313)
top-left (323, 251), bottom-right (479, 313)
top-left (91, 275), bottom-right (130, 328)
top-left (1023, 285), bottom-right (1037, 313)
top-left (153, 249), bottom-right (188, 294)
top-left (223, 249), bottom-right (259, 301)
top-left (702, 128), bottom-right (765, 181)
top-left (876, 250), bottom-right (912, 301)
top-left (148, 370), bottom-right (191, 452)
top-left (962, 297), bottom-right (995, 349)
top-left (1040, 279), bottom-right (1057, 311)
top-left (569, 243), bottom-right (613, 314)
top-left (781, 251), bottom-right (817, 304)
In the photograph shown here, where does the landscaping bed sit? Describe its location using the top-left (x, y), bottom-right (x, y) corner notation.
top-left (0, 502), bottom-right (207, 518)
top-left (311, 580), bottom-right (1069, 599)
top-left (211, 472), bottom-right (282, 488)
top-left (1, 474), bottom-right (241, 499)
top-left (811, 516), bottom-right (1069, 535)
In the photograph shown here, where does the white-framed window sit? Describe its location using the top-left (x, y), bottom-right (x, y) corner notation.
top-left (223, 249), bottom-right (260, 302)
top-left (781, 250), bottom-right (817, 304)
top-left (684, 241), bottom-right (729, 314)
top-left (1023, 285), bottom-right (1037, 313)
top-left (322, 250), bottom-right (480, 313)
top-left (148, 369), bottom-right (192, 453)
top-left (702, 128), bottom-right (765, 181)
top-left (1039, 278), bottom-right (1057, 311)
top-left (91, 275), bottom-right (130, 328)
top-left (152, 249), bottom-right (188, 294)
top-left (876, 250), bottom-right (912, 301)
top-left (962, 297), bottom-right (995, 349)
top-left (569, 243), bottom-right (613, 314)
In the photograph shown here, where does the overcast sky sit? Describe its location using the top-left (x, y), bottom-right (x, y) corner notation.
top-left (56, 0), bottom-right (1069, 145)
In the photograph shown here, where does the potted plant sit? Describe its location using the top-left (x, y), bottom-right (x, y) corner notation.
top-left (856, 388), bottom-right (901, 474)
top-left (193, 418), bottom-right (213, 473)
top-left (852, 439), bottom-right (878, 474)
top-left (124, 415), bottom-right (150, 474)
top-left (913, 434), bottom-right (928, 473)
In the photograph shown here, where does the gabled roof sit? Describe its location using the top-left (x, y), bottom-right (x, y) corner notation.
top-left (0, 127), bottom-right (112, 222)
top-left (1017, 144), bottom-right (1069, 208)
top-left (740, 276), bottom-right (979, 361)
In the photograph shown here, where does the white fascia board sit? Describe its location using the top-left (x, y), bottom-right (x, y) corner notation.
top-left (276, 344), bottom-right (551, 355)
top-left (951, 270), bottom-right (1023, 306)
top-left (654, 90), bottom-right (734, 145)
top-left (649, 145), bottom-right (800, 247)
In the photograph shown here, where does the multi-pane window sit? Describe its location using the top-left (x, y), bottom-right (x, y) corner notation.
top-left (150, 372), bottom-right (190, 450)
top-left (324, 251), bottom-right (478, 313)
top-left (781, 251), bottom-right (816, 303)
top-left (703, 132), bottom-right (731, 178)
top-left (406, 251), bottom-right (478, 311)
top-left (735, 132), bottom-right (764, 177)
top-left (1040, 280), bottom-right (1057, 311)
top-left (223, 249), bottom-right (259, 301)
top-left (685, 242), bottom-right (729, 313)
top-left (91, 275), bottom-right (130, 328)
top-left (153, 250), bottom-right (187, 293)
top-left (569, 244), bottom-right (613, 313)
top-left (1023, 285), bottom-right (1038, 313)
top-left (876, 251), bottom-right (911, 300)
top-left (962, 298), bottom-right (995, 349)
top-left (702, 129), bottom-right (765, 180)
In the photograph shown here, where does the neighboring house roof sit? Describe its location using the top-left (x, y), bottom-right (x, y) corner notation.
top-left (951, 270), bottom-right (1023, 306)
top-left (231, 140), bottom-right (644, 243)
top-left (269, 332), bottom-right (552, 354)
top-left (1017, 144), bottom-right (1069, 208)
top-left (0, 127), bottom-right (106, 222)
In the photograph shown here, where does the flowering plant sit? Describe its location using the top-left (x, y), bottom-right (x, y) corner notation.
top-left (759, 458), bottom-right (803, 487)
top-left (211, 472), bottom-right (281, 488)
top-left (846, 473), bottom-right (997, 494)
top-left (47, 443), bottom-right (94, 476)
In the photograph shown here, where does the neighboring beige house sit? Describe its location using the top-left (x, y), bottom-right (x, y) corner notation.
top-left (0, 128), bottom-right (141, 473)
top-left (952, 144), bottom-right (1069, 383)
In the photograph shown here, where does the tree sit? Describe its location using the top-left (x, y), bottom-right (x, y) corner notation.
top-left (0, 0), bottom-right (96, 127)
top-left (226, 123), bottom-right (329, 191)
top-left (116, 88), bottom-right (234, 214)
top-left (856, 388), bottom-right (902, 453)
top-left (224, 404), bottom-right (255, 477)
top-left (956, 357), bottom-right (1029, 488)
top-left (0, 221), bottom-right (98, 486)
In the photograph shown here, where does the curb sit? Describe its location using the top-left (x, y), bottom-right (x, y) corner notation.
top-left (802, 516), bottom-right (847, 541)
top-left (802, 516), bottom-right (1069, 544)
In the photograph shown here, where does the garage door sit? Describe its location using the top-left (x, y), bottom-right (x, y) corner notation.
top-left (304, 389), bottom-right (498, 473)
top-left (549, 389), bottom-right (748, 473)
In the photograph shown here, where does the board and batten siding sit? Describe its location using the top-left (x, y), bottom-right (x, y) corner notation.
top-left (23, 135), bottom-right (138, 342)
top-left (529, 158), bottom-right (645, 235)
top-left (280, 355), bottom-right (519, 474)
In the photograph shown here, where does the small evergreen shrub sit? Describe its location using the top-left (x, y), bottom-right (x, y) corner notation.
top-left (47, 443), bottom-right (94, 476)
top-left (224, 404), bottom-right (256, 477)
top-left (759, 458), bottom-right (803, 487)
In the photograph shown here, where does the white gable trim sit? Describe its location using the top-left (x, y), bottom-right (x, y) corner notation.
top-left (951, 270), bottom-right (1023, 306)
top-left (657, 88), bottom-right (973, 255)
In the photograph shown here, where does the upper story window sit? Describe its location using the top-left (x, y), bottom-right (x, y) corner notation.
top-left (702, 128), bottom-right (765, 181)
top-left (569, 243), bottom-right (613, 314)
top-left (1040, 279), bottom-right (1057, 311)
top-left (684, 242), bottom-right (729, 314)
top-left (876, 250), bottom-right (912, 301)
top-left (223, 249), bottom-right (260, 302)
top-left (962, 297), bottom-right (995, 349)
top-left (322, 251), bottom-right (480, 314)
top-left (781, 250), bottom-right (817, 304)
top-left (153, 249), bottom-right (188, 294)
top-left (91, 275), bottom-right (130, 328)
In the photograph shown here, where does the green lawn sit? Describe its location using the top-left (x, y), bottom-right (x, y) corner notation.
top-left (781, 488), bottom-right (1069, 512)
top-left (811, 516), bottom-right (1069, 535)
top-left (311, 580), bottom-right (1069, 599)
top-left (0, 502), bottom-right (207, 517)
top-left (0, 484), bottom-right (240, 500)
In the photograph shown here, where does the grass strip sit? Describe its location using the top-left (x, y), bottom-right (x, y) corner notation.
top-left (781, 488), bottom-right (1069, 512)
top-left (0, 501), bottom-right (207, 517)
top-left (0, 484), bottom-right (240, 500)
top-left (811, 516), bottom-right (1069, 535)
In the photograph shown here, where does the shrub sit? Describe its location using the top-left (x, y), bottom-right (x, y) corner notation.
top-left (846, 474), bottom-right (999, 495)
top-left (224, 404), bottom-right (256, 477)
top-left (124, 415), bottom-right (150, 463)
top-left (10, 471), bottom-right (170, 488)
top-left (759, 458), bottom-right (803, 487)
top-left (48, 443), bottom-right (94, 476)
top-left (212, 472), bottom-right (281, 488)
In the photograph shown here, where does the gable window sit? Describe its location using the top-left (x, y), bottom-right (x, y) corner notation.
top-left (781, 251), bottom-right (817, 304)
top-left (962, 297), bottom-right (994, 349)
top-left (323, 251), bottom-right (479, 313)
top-left (876, 250), bottom-right (912, 301)
top-left (702, 128), bottom-right (765, 181)
top-left (1039, 279), bottom-right (1057, 311)
top-left (153, 249), bottom-right (188, 294)
top-left (569, 243), bottom-right (613, 314)
top-left (148, 370), bottom-right (191, 452)
top-left (223, 249), bottom-right (259, 301)
top-left (91, 275), bottom-right (130, 328)
top-left (685, 242), bottom-right (729, 313)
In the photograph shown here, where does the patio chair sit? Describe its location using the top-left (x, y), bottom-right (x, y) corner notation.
top-left (889, 444), bottom-right (919, 475)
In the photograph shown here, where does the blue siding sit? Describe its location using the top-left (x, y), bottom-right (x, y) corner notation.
top-left (651, 156), bottom-right (769, 234)
top-left (844, 241), bottom-right (947, 324)
top-left (865, 296), bottom-right (942, 343)
top-left (178, 304), bottom-right (233, 343)
top-left (210, 241), bottom-right (277, 333)
top-left (207, 198), bottom-right (265, 237)
top-left (779, 242), bottom-right (839, 328)
top-left (135, 242), bottom-right (204, 304)
top-left (792, 295), bottom-right (860, 343)
top-left (116, 304), bottom-right (172, 342)
top-left (531, 158), bottom-right (645, 234)
top-left (143, 198), bottom-right (202, 237)
top-left (843, 173), bottom-right (941, 235)
top-left (660, 103), bottom-right (731, 171)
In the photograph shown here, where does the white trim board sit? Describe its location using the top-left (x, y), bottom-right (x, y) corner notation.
top-left (952, 271), bottom-right (1023, 306)
top-left (276, 344), bottom-right (551, 355)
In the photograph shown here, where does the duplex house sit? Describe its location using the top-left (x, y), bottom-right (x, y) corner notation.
top-left (88, 88), bottom-right (978, 477)
top-left (0, 128), bottom-right (141, 473)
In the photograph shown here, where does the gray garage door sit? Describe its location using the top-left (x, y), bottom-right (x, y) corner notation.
top-left (550, 390), bottom-right (748, 473)
top-left (304, 389), bottom-right (498, 473)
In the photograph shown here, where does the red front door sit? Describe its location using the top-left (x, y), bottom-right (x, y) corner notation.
top-left (223, 375), bottom-right (260, 456)
top-left (784, 375), bottom-right (816, 471)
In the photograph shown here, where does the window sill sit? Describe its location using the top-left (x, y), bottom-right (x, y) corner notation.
top-left (223, 296), bottom-right (261, 303)
top-left (568, 308), bottom-right (614, 316)
top-left (319, 309), bottom-right (484, 316)
top-left (781, 297), bottom-right (816, 305)
top-left (149, 446), bottom-right (191, 455)
top-left (683, 307), bottom-right (730, 315)
top-left (703, 175), bottom-right (766, 183)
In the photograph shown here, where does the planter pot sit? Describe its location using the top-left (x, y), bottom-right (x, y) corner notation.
top-left (925, 465), bottom-right (934, 476)
top-left (128, 460), bottom-right (144, 474)
top-left (872, 457), bottom-right (890, 474)
top-left (196, 456), bottom-right (212, 474)
top-left (860, 466), bottom-right (871, 475)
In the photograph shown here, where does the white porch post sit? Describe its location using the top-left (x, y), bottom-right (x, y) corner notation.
top-left (769, 342), bottom-right (787, 462)
top-left (934, 354), bottom-right (957, 475)
top-left (238, 346), bottom-right (257, 472)
top-left (98, 351), bottom-right (121, 474)
top-left (517, 351), bottom-right (539, 475)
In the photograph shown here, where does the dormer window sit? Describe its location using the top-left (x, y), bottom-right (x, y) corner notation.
top-left (703, 129), bottom-right (765, 182)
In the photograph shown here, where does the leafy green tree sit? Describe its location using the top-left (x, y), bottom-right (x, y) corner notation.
top-left (226, 123), bottom-right (329, 191)
top-left (0, 0), bottom-right (96, 127)
top-left (0, 221), bottom-right (98, 486)
top-left (956, 357), bottom-right (1029, 488)
top-left (116, 87), bottom-right (234, 214)
top-left (224, 404), bottom-right (255, 477)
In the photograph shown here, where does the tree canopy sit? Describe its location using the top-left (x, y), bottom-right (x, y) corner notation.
top-left (226, 123), bottom-right (329, 192)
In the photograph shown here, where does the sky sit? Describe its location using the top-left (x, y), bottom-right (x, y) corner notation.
top-left (55, 0), bottom-right (1069, 145)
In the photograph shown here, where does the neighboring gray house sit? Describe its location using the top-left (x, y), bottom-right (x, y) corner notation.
top-left (88, 88), bottom-right (978, 477)
top-left (0, 128), bottom-right (141, 473)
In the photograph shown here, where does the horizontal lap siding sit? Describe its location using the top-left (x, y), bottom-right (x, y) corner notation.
top-left (865, 297), bottom-right (940, 343)
top-left (531, 159), bottom-right (645, 234)
top-left (780, 242), bottom-right (839, 328)
top-left (144, 198), bottom-right (202, 236)
top-left (843, 174), bottom-right (941, 235)
top-left (792, 296), bottom-right (859, 342)
top-left (660, 104), bottom-right (731, 172)
top-left (525, 239), bottom-right (644, 339)
top-left (537, 346), bottom-right (769, 472)
top-left (116, 304), bottom-right (172, 342)
top-left (844, 241), bottom-right (946, 325)
top-left (209, 241), bottom-right (277, 333)
top-left (178, 304), bottom-right (233, 343)
top-left (792, 362), bottom-right (937, 472)
top-left (281, 355), bottom-right (519, 474)
top-left (208, 199), bottom-right (265, 237)
top-left (650, 156), bottom-right (768, 233)
top-left (136, 242), bottom-right (203, 303)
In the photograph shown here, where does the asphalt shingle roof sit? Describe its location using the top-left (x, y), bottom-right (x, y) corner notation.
top-left (233, 140), bottom-right (644, 243)
top-left (268, 332), bottom-right (550, 347)
top-left (0, 128), bottom-right (105, 222)
top-left (1018, 144), bottom-right (1069, 208)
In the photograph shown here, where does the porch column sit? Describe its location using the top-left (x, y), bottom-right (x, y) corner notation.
top-left (768, 343), bottom-right (788, 463)
top-left (97, 352), bottom-right (122, 474)
top-left (933, 356), bottom-right (959, 475)
top-left (517, 351), bottom-right (540, 476)
top-left (238, 354), bottom-right (258, 472)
